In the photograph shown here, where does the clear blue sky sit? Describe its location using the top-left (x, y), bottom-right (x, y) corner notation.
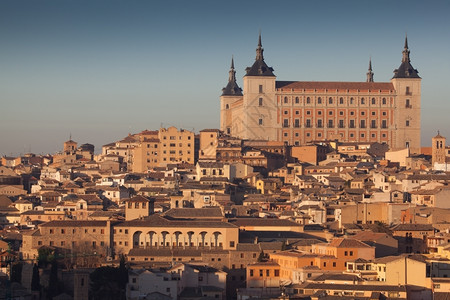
top-left (1, 0), bottom-right (449, 155)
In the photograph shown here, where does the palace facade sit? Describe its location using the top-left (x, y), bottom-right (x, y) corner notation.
top-left (220, 35), bottom-right (421, 153)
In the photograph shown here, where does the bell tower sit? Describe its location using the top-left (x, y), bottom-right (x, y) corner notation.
top-left (432, 132), bottom-right (446, 167)
top-left (391, 35), bottom-right (421, 153)
top-left (242, 33), bottom-right (277, 141)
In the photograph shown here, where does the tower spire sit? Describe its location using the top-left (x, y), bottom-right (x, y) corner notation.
top-left (228, 56), bottom-right (236, 83)
top-left (222, 56), bottom-right (242, 96)
top-left (366, 57), bottom-right (374, 82)
top-left (255, 31), bottom-right (264, 61)
top-left (393, 35), bottom-right (420, 79)
top-left (402, 34), bottom-right (410, 63)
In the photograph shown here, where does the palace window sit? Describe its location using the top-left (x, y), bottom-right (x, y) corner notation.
top-left (306, 119), bottom-right (311, 128)
top-left (360, 120), bottom-right (366, 128)
top-left (306, 97), bottom-right (311, 104)
top-left (372, 98), bottom-right (376, 105)
top-left (339, 97), bottom-right (344, 104)
top-left (328, 97), bottom-right (333, 104)
top-left (295, 97), bottom-right (299, 104)
top-left (317, 97), bottom-right (322, 104)
top-left (284, 97), bottom-right (288, 104)
top-left (361, 98), bottom-right (365, 105)
top-left (382, 98), bottom-right (386, 105)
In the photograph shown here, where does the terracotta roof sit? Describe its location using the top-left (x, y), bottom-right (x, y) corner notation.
top-left (328, 238), bottom-right (372, 248)
top-left (163, 207), bottom-right (223, 219)
top-left (39, 220), bottom-right (108, 227)
top-left (276, 81), bottom-right (394, 91)
top-left (392, 224), bottom-right (434, 231)
top-left (116, 214), bottom-right (236, 228)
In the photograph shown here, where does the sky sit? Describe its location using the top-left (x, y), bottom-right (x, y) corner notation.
top-left (1, 0), bottom-right (449, 156)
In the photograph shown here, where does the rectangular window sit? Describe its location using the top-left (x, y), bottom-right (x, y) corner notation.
top-left (360, 120), bottom-right (366, 128)
top-left (259, 118), bottom-right (263, 125)
top-left (294, 119), bottom-right (300, 128)
top-left (259, 85), bottom-right (263, 93)
top-left (349, 120), bottom-right (355, 128)
top-left (406, 120), bottom-right (410, 127)
top-left (317, 119), bottom-right (323, 128)
top-left (328, 119), bottom-right (333, 128)
top-left (339, 120), bottom-right (344, 128)
top-left (250, 270), bottom-right (254, 276)
top-left (259, 98), bottom-right (263, 106)
top-left (371, 120), bottom-right (376, 128)
top-left (382, 120), bottom-right (387, 128)
top-left (283, 119), bottom-right (289, 127)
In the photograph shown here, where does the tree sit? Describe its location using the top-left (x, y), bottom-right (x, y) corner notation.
top-left (257, 250), bottom-right (265, 262)
top-left (31, 264), bottom-right (40, 292)
top-left (117, 254), bottom-right (128, 290)
top-left (90, 266), bottom-right (126, 300)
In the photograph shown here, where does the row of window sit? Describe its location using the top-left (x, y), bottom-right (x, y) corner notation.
top-left (282, 110), bottom-right (389, 116)
top-left (162, 135), bottom-right (192, 140)
top-left (281, 119), bottom-right (390, 129)
top-left (49, 228), bottom-right (105, 234)
top-left (278, 96), bottom-right (391, 106)
top-left (38, 240), bottom-right (105, 247)
top-left (283, 131), bottom-right (389, 141)
top-left (249, 269), bottom-right (280, 277)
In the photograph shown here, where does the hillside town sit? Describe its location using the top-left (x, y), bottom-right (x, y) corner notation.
top-left (1, 127), bottom-right (450, 299)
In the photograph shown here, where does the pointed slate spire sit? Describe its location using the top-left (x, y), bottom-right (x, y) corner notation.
top-left (402, 34), bottom-right (410, 63)
top-left (366, 57), bottom-right (374, 82)
top-left (256, 31), bottom-right (264, 61)
top-left (245, 32), bottom-right (275, 76)
top-left (393, 35), bottom-right (420, 78)
top-left (222, 56), bottom-right (242, 96)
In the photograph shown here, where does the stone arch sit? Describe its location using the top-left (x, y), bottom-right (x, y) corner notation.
top-left (187, 231), bottom-right (195, 247)
top-left (173, 231), bottom-right (182, 247)
top-left (199, 231), bottom-right (207, 247)
top-left (133, 231), bottom-right (143, 248)
top-left (147, 231), bottom-right (157, 247)
top-left (161, 231), bottom-right (169, 247)
top-left (212, 231), bottom-right (223, 248)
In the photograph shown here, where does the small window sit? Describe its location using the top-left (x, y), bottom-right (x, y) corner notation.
top-left (295, 97), bottom-right (299, 104)
top-left (259, 118), bottom-right (263, 125)
top-left (328, 97), bottom-right (333, 104)
top-left (361, 98), bottom-right (365, 105)
top-left (317, 97), bottom-right (322, 104)
top-left (406, 120), bottom-right (410, 127)
top-left (382, 98), bottom-right (386, 105)
top-left (284, 97), bottom-right (288, 104)
top-left (259, 85), bottom-right (263, 93)
top-left (306, 97), bottom-right (311, 104)
top-left (371, 98), bottom-right (376, 105)
top-left (259, 98), bottom-right (263, 106)
top-left (339, 97), bottom-right (344, 104)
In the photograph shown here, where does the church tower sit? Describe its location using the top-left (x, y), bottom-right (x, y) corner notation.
top-left (220, 57), bottom-right (243, 136)
top-left (432, 132), bottom-right (446, 167)
top-left (391, 35), bottom-right (421, 153)
top-left (366, 58), bottom-right (374, 82)
top-left (241, 33), bottom-right (277, 141)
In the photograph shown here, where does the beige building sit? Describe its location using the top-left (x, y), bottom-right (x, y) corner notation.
top-left (221, 35), bottom-right (421, 153)
top-left (132, 127), bottom-right (196, 172)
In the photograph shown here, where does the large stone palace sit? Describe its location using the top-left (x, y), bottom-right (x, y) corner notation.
top-left (220, 34), bottom-right (421, 153)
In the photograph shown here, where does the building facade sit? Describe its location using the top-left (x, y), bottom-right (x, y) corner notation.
top-left (220, 35), bottom-right (421, 153)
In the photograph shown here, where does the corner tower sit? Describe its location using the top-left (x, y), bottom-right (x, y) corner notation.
top-left (242, 33), bottom-right (278, 141)
top-left (220, 57), bottom-right (243, 136)
top-left (432, 132), bottom-right (446, 167)
top-left (391, 35), bottom-right (421, 153)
